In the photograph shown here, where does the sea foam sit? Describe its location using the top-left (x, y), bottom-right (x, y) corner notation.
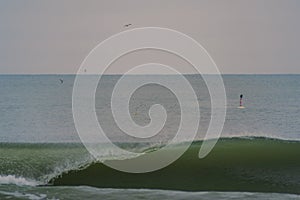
top-left (0, 175), bottom-right (38, 186)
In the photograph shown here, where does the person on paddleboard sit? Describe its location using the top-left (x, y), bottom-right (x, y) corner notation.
top-left (240, 94), bottom-right (243, 107)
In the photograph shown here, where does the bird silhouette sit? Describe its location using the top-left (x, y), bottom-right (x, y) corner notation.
top-left (59, 79), bottom-right (63, 84)
top-left (124, 23), bottom-right (132, 27)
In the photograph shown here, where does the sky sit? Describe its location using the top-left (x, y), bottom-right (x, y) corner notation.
top-left (0, 0), bottom-right (299, 74)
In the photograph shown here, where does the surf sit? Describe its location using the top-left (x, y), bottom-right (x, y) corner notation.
top-left (0, 175), bottom-right (38, 186)
top-left (49, 137), bottom-right (300, 194)
top-left (1, 137), bottom-right (300, 194)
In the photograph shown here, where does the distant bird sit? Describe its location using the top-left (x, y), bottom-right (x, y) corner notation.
top-left (124, 23), bottom-right (132, 28)
top-left (59, 79), bottom-right (64, 84)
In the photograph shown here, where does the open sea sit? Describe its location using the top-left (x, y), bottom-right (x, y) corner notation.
top-left (0, 74), bottom-right (299, 199)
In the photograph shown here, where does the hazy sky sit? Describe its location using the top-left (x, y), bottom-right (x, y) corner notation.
top-left (0, 0), bottom-right (299, 74)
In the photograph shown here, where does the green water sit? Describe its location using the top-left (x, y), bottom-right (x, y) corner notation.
top-left (51, 138), bottom-right (300, 194)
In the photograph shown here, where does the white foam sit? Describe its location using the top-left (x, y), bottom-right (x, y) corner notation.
top-left (0, 191), bottom-right (50, 200)
top-left (0, 175), bottom-right (38, 186)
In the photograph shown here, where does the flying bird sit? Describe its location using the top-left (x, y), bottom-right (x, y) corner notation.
top-left (124, 23), bottom-right (132, 28)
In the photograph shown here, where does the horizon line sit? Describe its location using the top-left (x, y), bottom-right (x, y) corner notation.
top-left (0, 73), bottom-right (300, 75)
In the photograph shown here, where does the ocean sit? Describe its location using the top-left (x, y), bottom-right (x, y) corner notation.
top-left (0, 74), bottom-right (299, 199)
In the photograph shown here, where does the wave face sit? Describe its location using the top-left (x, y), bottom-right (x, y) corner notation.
top-left (49, 137), bottom-right (300, 194)
top-left (1, 137), bottom-right (300, 195)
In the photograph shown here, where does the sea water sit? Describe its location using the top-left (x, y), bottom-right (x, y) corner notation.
top-left (0, 75), bottom-right (299, 199)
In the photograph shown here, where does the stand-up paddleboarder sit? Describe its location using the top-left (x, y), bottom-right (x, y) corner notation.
top-left (239, 94), bottom-right (245, 108)
top-left (240, 94), bottom-right (243, 107)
